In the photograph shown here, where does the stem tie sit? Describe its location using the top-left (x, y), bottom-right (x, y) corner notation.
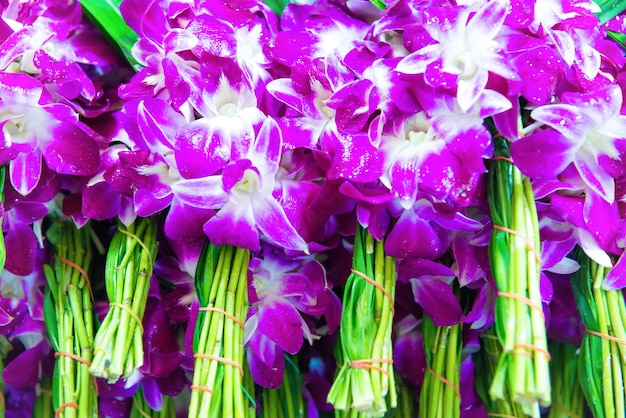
top-left (190, 385), bottom-right (215, 395)
top-left (426, 364), bottom-right (461, 399)
top-left (118, 227), bottom-right (154, 265)
top-left (109, 302), bottom-right (144, 333)
top-left (490, 155), bottom-right (515, 164)
top-left (349, 358), bottom-right (393, 377)
top-left (586, 328), bottom-right (626, 345)
top-left (497, 292), bottom-right (545, 321)
top-left (509, 342), bottom-right (551, 360)
top-left (0, 391), bottom-right (5, 411)
top-left (350, 268), bottom-right (395, 315)
top-left (54, 351), bottom-right (91, 367)
top-left (55, 402), bottom-right (79, 418)
top-left (193, 353), bottom-right (244, 376)
top-left (59, 257), bottom-right (94, 302)
top-left (198, 306), bottom-right (244, 330)
top-left (492, 224), bottom-right (542, 266)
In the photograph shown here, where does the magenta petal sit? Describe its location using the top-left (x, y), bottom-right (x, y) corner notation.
top-left (604, 252), bottom-right (626, 290)
top-left (247, 344), bottom-right (284, 389)
top-left (3, 341), bottom-right (48, 388)
top-left (253, 197), bottom-right (308, 253)
top-left (410, 277), bottom-right (462, 326)
top-left (385, 210), bottom-right (443, 259)
top-left (171, 177), bottom-right (227, 208)
top-left (175, 120), bottom-right (230, 178)
top-left (5, 220), bottom-right (37, 276)
top-left (510, 130), bottom-right (575, 178)
top-left (10, 151), bottom-right (42, 196)
top-left (43, 124), bottom-right (99, 176)
top-left (202, 202), bottom-right (260, 250)
top-left (258, 298), bottom-right (305, 354)
top-left (574, 148), bottom-right (615, 203)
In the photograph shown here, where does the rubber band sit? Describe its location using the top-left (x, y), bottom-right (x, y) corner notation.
top-left (109, 302), bottom-right (144, 334)
top-left (190, 385), bottom-right (215, 395)
top-left (510, 342), bottom-right (551, 360)
top-left (586, 328), bottom-right (626, 345)
top-left (492, 224), bottom-right (542, 266)
top-left (426, 365), bottom-right (461, 399)
top-left (55, 351), bottom-right (91, 367)
top-left (55, 401), bottom-right (79, 418)
top-left (350, 358), bottom-right (393, 377)
top-left (350, 268), bottom-right (395, 315)
top-left (497, 292), bottom-right (545, 321)
top-left (194, 353), bottom-right (244, 376)
top-left (59, 257), bottom-right (94, 302)
top-left (199, 306), bottom-right (244, 330)
top-left (490, 155), bottom-right (515, 164)
top-left (0, 391), bottom-right (5, 411)
top-left (132, 395), bottom-right (153, 418)
top-left (118, 228), bottom-right (154, 264)
top-left (551, 402), bottom-right (581, 418)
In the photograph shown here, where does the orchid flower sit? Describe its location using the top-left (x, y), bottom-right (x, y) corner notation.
top-left (512, 84), bottom-right (626, 203)
top-left (0, 72), bottom-right (100, 196)
top-left (396, 0), bottom-right (519, 112)
top-left (173, 117), bottom-right (308, 252)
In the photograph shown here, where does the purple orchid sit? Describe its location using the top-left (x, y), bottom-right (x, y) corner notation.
top-left (512, 84), bottom-right (626, 203)
top-left (396, 0), bottom-right (519, 113)
top-left (0, 72), bottom-right (100, 196)
top-left (172, 117), bottom-right (308, 252)
top-left (245, 247), bottom-right (337, 387)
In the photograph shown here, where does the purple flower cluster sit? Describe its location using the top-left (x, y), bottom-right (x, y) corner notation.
top-left (0, 0), bottom-right (625, 416)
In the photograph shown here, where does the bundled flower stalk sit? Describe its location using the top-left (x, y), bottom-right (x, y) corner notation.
top-left (189, 242), bottom-right (253, 418)
top-left (548, 341), bottom-right (584, 418)
top-left (393, 375), bottom-right (417, 418)
top-left (487, 136), bottom-right (550, 416)
top-left (419, 314), bottom-right (462, 418)
top-left (475, 329), bottom-right (528, 417)
top-left (0, 335), bottom-right (9, 417)
top-left (130, 387), bottom-right (175, 418)
top-left (43, 221), bottom-right (98, 418)
top-left (327, 224), bottom-right (396, 417)
top-left (259, 355), bottom-right (303, 418)
top-left (572, 250), bottom-right (626, 418)
top-left (90, 217), bottom-right (158, 383)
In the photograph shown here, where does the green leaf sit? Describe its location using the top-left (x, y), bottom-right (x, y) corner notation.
top-left (78, 0), bottom-right (140, 69)
top-left (264, 0), bottom-right (290, 16)
top-left (369, 0), bottom-right (387, 9)
top-left (594, 0), bottom-right (626, 24)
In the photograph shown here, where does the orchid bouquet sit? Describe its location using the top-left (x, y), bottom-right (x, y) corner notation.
top-left (0, 0), bottom-right (626, 417)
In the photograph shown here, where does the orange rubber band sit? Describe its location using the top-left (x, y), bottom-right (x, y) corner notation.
top-left (55, 401), bottom-right (79, 418)
top-left (110, 302), bottom-right (144, 333)
top-left (490, 155), bottom-right (515, 164)
top-left (194, 353), bottom-right (244, 376)
top-left (54, 351), bottom-right (91, 367)
top-left (510, 343), bottom-right (551, 360)
top-left (59, 257), bottom-right (94, 302)
top-left (350, 358), bottom-right (393, 377)
top-left (586, 328), bottom-right (626, 345)
top-left (118, 228), bottom-right (153, 264)
top-left (426, 365), bottom-right (461, 399)
top-left (190, 385), bottom-right (215, 395)
top-left (199, 306), bottom-right (244, 330)
top-left (0, 391), bottom-right (5, 411)
top-left (497, 292), bottom-right (545, 321)
top-left (350, 268), bottom-right (395, 315)
top-left (492, 224), bottom-right (542, 266)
